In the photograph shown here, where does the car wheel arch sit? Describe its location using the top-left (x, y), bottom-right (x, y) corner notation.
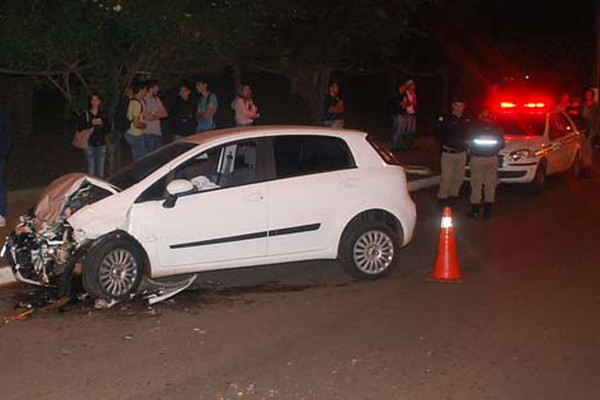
top-left (83, 229), bottom-right (151, 277)
top-left (336, 209), bottom-right (404, 258)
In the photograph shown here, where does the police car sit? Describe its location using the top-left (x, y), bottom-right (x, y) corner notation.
top-left (468, 99), bottom-right (589, 191)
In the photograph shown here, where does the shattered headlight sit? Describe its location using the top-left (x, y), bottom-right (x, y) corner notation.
top-left (73, 228), bottom-right (87, 242)
top-left (508, 149), bottom-right (534, 162)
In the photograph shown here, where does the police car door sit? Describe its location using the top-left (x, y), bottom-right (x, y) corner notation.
top-left (546, 113), bottom-right (571, 174)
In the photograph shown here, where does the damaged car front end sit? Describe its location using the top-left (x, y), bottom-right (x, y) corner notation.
top-left (2, 173), bottom-right (117, 294)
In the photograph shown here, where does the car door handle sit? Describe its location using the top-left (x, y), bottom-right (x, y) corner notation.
top-left (342, 178), bottom-right (360, 188)
top-left (244, 193), bottom-right (265, 202)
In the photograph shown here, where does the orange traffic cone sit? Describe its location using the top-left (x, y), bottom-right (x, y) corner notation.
top-left (426, 207), bottom-right (463, 283)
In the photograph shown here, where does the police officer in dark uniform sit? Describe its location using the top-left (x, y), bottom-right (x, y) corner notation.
top-left (434, 98), bottom-right (470, 207)
top-left (467, 108), bottom-right (505, 218)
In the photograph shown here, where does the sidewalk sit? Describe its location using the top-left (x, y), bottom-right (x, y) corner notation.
top-left (397, 136), bottom-right (441, 192)
top-left (0, 140), bottom-right (441, 286)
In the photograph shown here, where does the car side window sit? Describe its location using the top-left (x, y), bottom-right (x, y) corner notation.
top-left (556, 113), bottom-right (574, 134)
top-left (273, 135), bottom-right (355, 179)
top-left (549, 114), bottom-right (567, 140)
top-left (136, 139), bottom-right (264, 202)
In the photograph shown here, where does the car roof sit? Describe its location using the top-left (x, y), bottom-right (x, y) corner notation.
top-left (180, 125), bottom-right (368, 146)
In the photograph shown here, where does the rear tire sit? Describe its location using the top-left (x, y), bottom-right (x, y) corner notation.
top-left (339, 221), bottom-right (400, 280)
top-left (82, 233), bottom-right (145, 301)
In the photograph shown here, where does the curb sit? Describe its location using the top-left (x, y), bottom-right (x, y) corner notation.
top-left (7, 187), bottom-right (44, 203)
top-left (0, 177), bottom-right (440, 288)
top-left (408, 175), bottom-right (440, 192)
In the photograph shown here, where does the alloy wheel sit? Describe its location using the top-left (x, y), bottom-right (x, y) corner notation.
top-left (352, 230), bottom-right (395, 275)
top-left (98, 248), bottom-right (139, 297)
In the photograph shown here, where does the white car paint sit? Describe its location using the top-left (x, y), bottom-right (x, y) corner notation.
top-left (65, 126), bottom-right (416, 279)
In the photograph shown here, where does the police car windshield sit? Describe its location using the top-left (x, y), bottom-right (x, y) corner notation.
top-left (494, 114), bottom-right (546, 136)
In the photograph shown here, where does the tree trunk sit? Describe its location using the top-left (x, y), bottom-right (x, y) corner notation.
top-left (290, 65), bottom-right (332, 124)
top-left (232, 64), bottom-right (242, 94)
top-left (0, 75), bottom-right (34, 141)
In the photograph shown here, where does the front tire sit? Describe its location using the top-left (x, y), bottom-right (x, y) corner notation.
top-left (339, 221), bottom-right (399, 280)
top-left (82, 233), bottom-right (145, 301)
top-left (530, 159), bottom-right (547, 194)
top-left (569, 151), bottom-right (582, 179)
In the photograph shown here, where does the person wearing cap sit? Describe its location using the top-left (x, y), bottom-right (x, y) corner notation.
top-left (434, 98), bottom-right (470, 207)
top-left (467, 108), bottom-right (505, 218)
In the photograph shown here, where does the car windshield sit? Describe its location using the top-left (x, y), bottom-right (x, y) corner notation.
top-left (109, 142), bottom-right (197, 190)
top-left (494, 114), bottom-right (546, 136)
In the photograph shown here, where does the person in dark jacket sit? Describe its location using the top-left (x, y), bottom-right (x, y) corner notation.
top-left (0, 109), bottom-right (12, 226)
top-left (171, 83), bottom-right (197, 139)
top-left (434, 98), bottom-right (470, 207)
top-left (467, 108), bottom-right (505, 218)
top-left (76, 93), bottom-right (110, 177)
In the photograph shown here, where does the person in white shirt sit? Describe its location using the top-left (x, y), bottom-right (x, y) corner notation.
top-left (142, 80), bottom-right (168, 152)
top-left (231, 84), bottom-right (259, 126)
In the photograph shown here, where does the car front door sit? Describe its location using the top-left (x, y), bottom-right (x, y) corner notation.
top-left (546, 113), bottom-right (571, 173)
top-left (129, 138), bottom-right (271, 273)
top-left (266, 135), bottom-right (358, 257)
top-left (555, 112), bottom-right (580, 168)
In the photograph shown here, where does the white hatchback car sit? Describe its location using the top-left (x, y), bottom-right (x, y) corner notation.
top-left (467, 108), bottom-right (589, 191)
top-left (4, 126), bottom-right (416, 302)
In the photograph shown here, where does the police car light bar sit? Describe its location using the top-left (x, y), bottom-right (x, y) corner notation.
top-left (524, 102), bottom-right (545, 108)
top-left (500, 102), bottom-right (517, 108)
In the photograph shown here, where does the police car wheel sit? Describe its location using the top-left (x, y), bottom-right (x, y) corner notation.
top-left (339, 221), bottom-right (399, 280)
top-left (569, 151), bottom-right (582, 179)
top-left (530, 159), bottom-right (547, 193)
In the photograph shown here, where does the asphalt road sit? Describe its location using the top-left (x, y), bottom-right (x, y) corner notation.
top-left (1, 171), bottom-right (600, 400)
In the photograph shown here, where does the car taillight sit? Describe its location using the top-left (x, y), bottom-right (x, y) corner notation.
top-left (366, 136), bottom-right (403, 166)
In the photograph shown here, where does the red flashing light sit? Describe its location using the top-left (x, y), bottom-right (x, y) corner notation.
top-left (500, 101), bottom-right (517, 108)
top-left (523, 102), bottom-right (545, 108)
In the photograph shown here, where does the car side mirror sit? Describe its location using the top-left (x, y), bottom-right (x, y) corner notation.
top-left (163, 179), bottom-right (195, 208)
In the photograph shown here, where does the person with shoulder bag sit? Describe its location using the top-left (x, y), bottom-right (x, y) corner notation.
top-left (125, 81), bottom-right (149, 161)
top-left (75, 93), bottom-right (110, 177)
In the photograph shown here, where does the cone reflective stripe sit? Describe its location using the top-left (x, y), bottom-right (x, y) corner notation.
top-left (426, 207), bottom-right (463, 283)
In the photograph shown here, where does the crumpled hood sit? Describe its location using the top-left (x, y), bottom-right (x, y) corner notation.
top-left (500, 135), bottom-right (545, 154)
top-left (34, 173), bottom-right (119, 223)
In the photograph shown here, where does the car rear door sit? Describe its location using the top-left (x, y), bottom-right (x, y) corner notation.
top-left (266, 135), bottom-right (358, 257)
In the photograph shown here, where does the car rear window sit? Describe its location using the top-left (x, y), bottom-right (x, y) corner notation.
top-left (273, 135), bottom-right (355, 179)
top-left (495, 114), bottom-right (546, 136)
top-left (366, 136), bottom-right (403, 165)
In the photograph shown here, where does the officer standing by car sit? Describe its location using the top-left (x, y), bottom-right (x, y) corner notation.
top-left (435, 98), bottom-right (470, 207)
top-left (467, 108), bottom-right (505, 218)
